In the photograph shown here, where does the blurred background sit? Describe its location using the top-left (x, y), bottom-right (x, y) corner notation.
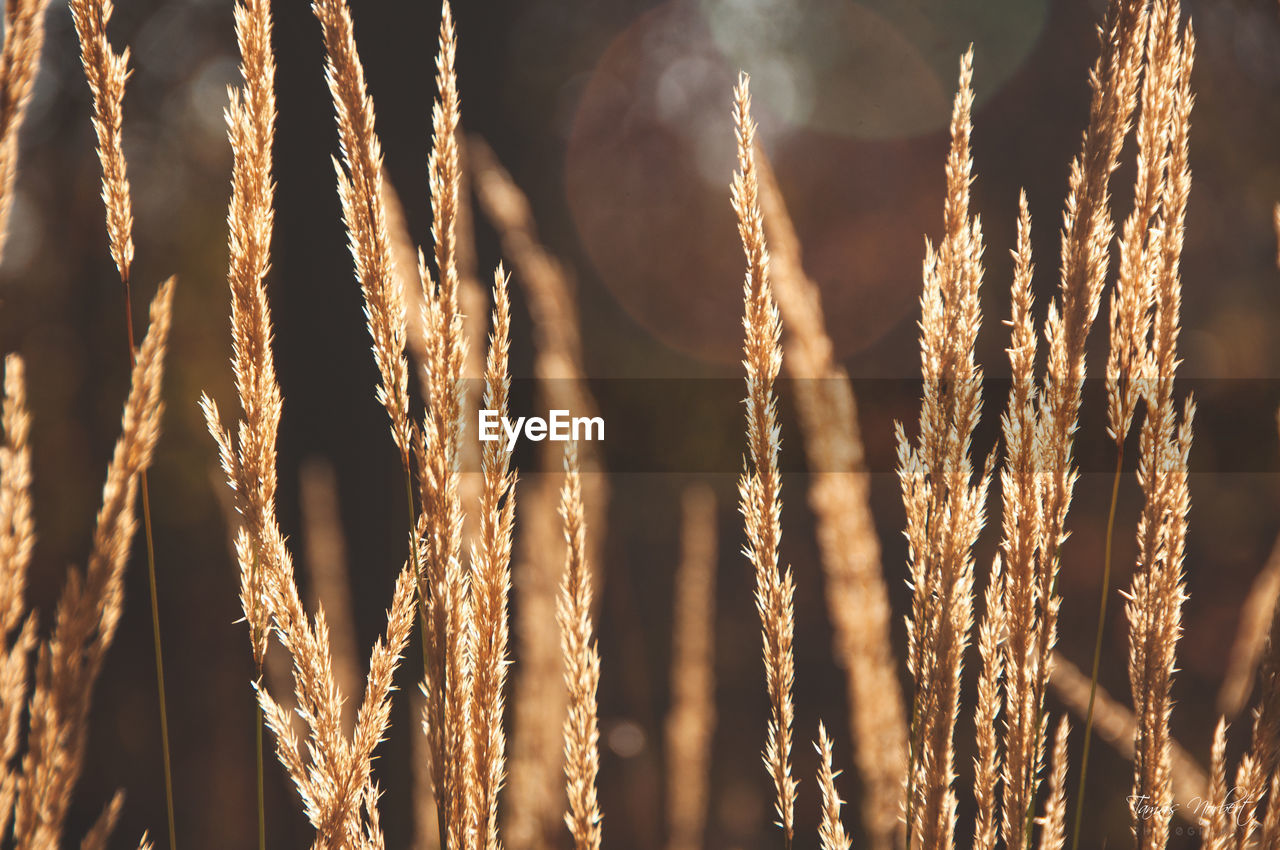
top-left (5, 0), bottom-right (1280, 846)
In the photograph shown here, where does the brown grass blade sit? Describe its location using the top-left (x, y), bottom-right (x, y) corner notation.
top-left (467, 137), bottom-right (609, 549)
top-left (665, 484), bottom-right (717, 850)
top-left (1219, 537), bottom-right (1280, 720)
top-left (468, 136), bottom-right (584, 380)
top-left (755, 148), bottom-right (907, 850)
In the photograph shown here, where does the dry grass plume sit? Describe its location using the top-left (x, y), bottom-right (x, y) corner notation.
top-left (468, 266), bottom-right (517, 850)
top-left (0, 0), bottom-right (51, 262)
top-left (13, 278), bottom-right (174, 849)
top-left (0, 355), bottom-right (34, 844)
top-left (470, 132), bottom-right (611, 850)
top-left (732, 73), bottom-right (797, 849)
top-left (756, 149), bottom-right (907, 850)
top-left (558, 444), bottom-right (602, 850)
top-left (814, 724), bottom-right (851, 850)
top-left (204, 0), bottom-right (421, 840)
top-left (897, 50), bottom-right (990, 850)
top-left (1123, 18), bottom-right (1194, 849)
top-left (411, 8), bottom-right (475, 848)
top-left (69, 0), bottom-right (133, 284)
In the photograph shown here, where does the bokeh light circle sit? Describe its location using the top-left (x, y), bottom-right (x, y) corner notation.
top-left (565, 0), bottom-right (1047, 363)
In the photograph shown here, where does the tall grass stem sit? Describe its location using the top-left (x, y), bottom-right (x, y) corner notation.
top-left (1070, 445), bottom-right (1124, 850)
top-left (124, 275), bottom-right (178, 850)
top-left (255, 696), bottom-right (265, 850)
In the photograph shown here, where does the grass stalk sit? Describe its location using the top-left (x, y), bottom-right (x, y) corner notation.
top-left (255, 696), bottom-right (265, 850)
top-left (402, 461), bottom-right (444, 849)
top-left (122, 274), bottom-right (178, 850)
top-left (141, 475), bottom-right (175, 850)
top-left (1070, 444), bottom-right (1124, 850)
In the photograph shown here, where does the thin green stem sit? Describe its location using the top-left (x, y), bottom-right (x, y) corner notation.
top-left (142, 474), bottom-right (177, 850)
top-left (122, 274), bottom-right (177, 850)
top-left (255, 690), bottom-right (266, 850)
top-left (1069, 442), bottom-right (1124, 850)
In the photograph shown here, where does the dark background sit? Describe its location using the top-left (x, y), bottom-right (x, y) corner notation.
top-left (5, 0), bottom-right (1280, 846)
